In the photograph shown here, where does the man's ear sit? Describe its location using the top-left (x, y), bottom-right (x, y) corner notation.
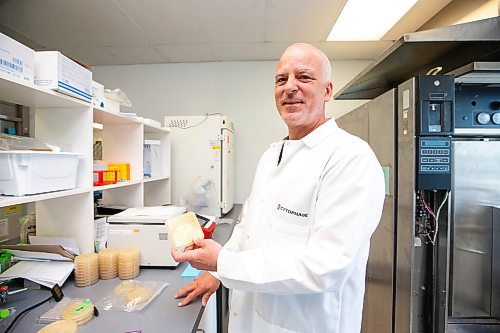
top-left (324, 81), bottom-right (333, 102)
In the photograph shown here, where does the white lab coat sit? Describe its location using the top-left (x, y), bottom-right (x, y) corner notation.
top-left (217, 119), bottom-right (385, 333)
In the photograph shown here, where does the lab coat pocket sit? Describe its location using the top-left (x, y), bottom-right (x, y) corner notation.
top-left (270, 213), bottom-right (310, 247)
top-left (253, 310), bottom-right (299, 333)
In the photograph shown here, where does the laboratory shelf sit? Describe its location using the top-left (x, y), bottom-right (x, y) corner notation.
top-left (0, 67), bottom-right (170, 251)
top-left (0, 72), bottom-right (89, 108)
top-left (93, 107), bottom-right (142, 125)
top-left (92, 179), bottom-right (142, 191)
top-left (143, 175), bottom-right (170, 183)
top-left (0, 188), bottom-right (91, 208)
top-left (144, 122), bottom-right (170, 133)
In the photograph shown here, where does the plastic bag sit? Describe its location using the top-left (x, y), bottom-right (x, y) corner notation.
top-left (98, 280), bottom-right (168, 312)
top-left (37, 297), bottom-right (85, 324)
top-left (104, 88), bottom-right (132, 107)
top-left (180, 177), bottom-right (218, 216)
top-left (19, 213), bottom-right (36, 244)
top-left (0, 133), bottom-right (63, 152)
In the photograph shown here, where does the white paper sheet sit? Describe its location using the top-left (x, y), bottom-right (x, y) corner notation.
top-left (29, 236), bottom-right (80, 255)
top-left (0, 260), bottom-right (74, 288)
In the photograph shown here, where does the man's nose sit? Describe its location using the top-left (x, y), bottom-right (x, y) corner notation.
top-left (284, 77), bottom-right (298, 94)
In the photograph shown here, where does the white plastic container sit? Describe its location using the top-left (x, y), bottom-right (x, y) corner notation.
top-left (0, 151), bottom-right (80, 196)
top-left (143, 140), bottom-right (161, 177)
top-left (104, 96), bottom-right (120, 113)
top-left (92, 80), bottom-right (105, 108)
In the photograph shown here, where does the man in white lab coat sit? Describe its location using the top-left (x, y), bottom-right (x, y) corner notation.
top-left (172, 43), bottom-right (385, 333)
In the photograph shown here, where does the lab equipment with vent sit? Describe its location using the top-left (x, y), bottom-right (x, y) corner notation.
top-left (164, 115), bottom-right (234, 217)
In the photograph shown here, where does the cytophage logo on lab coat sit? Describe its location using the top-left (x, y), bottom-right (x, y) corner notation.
top-left (276, 204), bottom-right (308, 218)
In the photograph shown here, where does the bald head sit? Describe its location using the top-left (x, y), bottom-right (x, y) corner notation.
top-left (274, 43), bottom-right (333, 139)
top-left (279, 43), bottom-right (331, 82)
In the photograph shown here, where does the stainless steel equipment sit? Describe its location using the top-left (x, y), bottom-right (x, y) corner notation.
top-left (336, 17), bottom-right (500, 333)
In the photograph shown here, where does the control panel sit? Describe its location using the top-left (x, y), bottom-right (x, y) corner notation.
top-left (417, 137), bottom-right (451, 190)
top-left (454, 86), bottom-right (500, 134)
top-left (416, 75), bottom-right (454, 136)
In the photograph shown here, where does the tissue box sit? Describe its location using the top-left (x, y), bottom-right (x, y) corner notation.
top-left (34, 51), bottom-right (92, 102)
top-left (0, 32), bottom-right (34, 84)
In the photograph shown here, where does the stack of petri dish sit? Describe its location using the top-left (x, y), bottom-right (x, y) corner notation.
top-left (98, 248), bottom-right (119, 279)
top-left (61, 299), bottom-right (94, 326)
top-left (118, 247), bottom-right (140, 280)
top-left (74, 253), bottom-right (99, 287)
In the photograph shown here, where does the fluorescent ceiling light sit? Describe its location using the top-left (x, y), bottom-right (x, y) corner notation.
top-left (327, 0), bottom-right (418, 41)
top-left (92, 122), bottom-right (103, 130)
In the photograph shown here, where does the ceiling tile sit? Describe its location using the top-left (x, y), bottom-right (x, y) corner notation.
top-left (59, 47), bottom-right (121, 66)
top-left (156, 43), bottom-right (216, 63)
top-left (264, 42), bottom-right (322, 61)
top-left (114, 0), bottom-right (206, 44)
top-left (210, 43), bottom-right (265, 61)
top-left (189, 0), bottom-right (266, 42)
top-left (0, 0), bottom-right (454, 65)
top-left (0, 0), bottom-right (149, 48)
top-left (266, 0), bottom-right (343, 42)
top-left (106, 45), bottom-right (166, 65)
top-left (0, 0), bottom-right (72, 48)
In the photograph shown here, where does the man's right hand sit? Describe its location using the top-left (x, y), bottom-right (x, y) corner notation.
top-left (175, 271), bottom-right (221, 306)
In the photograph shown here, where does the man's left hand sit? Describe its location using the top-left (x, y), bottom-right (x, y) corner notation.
top-left (171, 238), bottom-right (222, 271)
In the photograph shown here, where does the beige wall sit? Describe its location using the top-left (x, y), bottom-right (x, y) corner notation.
top-left (420, 0), bottom-right (499, 30)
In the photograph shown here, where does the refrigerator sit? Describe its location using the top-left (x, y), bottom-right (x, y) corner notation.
top-left (164, 115), bottom-right (234, 217)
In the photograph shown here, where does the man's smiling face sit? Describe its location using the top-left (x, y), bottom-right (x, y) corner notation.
top-left (274, 44), bottom-right (332, 139)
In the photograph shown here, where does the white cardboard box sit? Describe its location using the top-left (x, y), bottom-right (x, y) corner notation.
top-left (104, 96), bottom-right (120, 113)
top-left (0, 32), bottom-right (34, 84)
top-left (92, 80), bottom-right (105, 108)
top-left (34, 51), bottom-right (92, 102)
top-left (0, 151), bottom-right (80, 196)
top-left (144, 140), bottom-right (162, 177)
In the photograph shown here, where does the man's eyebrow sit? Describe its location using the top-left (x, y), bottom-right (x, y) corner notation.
top-left (297, 69), bottom-right (314, 74)
top-left (275, 73), bottom-right (287, 78)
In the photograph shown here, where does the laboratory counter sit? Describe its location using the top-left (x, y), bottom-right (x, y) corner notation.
top-left (1, 205), bottom-right (241, 333)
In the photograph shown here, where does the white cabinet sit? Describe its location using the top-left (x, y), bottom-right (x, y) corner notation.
top-left (94, 108), bottom-right (171, 208)
top-left (0, 72), bottom-right (170, 253)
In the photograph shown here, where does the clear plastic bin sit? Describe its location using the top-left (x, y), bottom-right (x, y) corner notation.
top-left (0, 151), bottom-right (80, 196)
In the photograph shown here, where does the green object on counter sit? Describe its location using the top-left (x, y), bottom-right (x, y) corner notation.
top-left (71, 299), bottom-right (92, 314)
top-left (0, 307), bottom-right (15, 321)
top-left (0, 250), bottom-right (13, 274)
top-left (0, 309), bottom-right (9, 318)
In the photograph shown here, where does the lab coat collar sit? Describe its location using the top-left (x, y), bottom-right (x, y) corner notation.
top-left (301, 119), bottom-right (338, 148)
top-left (270, 119), bottom-right (338, 149)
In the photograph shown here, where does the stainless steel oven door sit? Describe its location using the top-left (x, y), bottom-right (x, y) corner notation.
top-left (450, 139), bottom-right (500, 329)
